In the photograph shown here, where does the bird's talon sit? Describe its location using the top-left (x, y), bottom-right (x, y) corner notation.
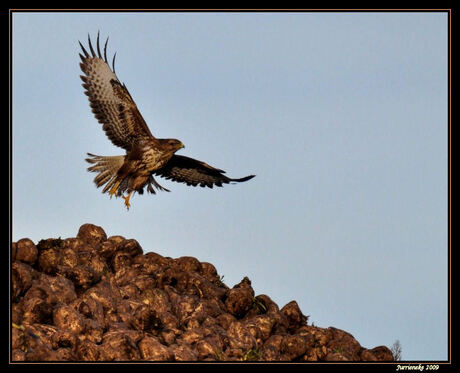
top-left (122, 192), bottom-right (132, 210)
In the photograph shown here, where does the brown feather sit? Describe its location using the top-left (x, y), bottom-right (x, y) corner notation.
top-left (79, 35), bottom-right (155, 151)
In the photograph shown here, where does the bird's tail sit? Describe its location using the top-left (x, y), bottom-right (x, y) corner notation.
top-left (85, 153), bottom-right (126, 195)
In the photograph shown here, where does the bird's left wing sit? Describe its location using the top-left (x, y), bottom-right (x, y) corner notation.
top-left (154, 155), bottom-right (255, 188)
top-left (79, 33), bottom-right (155, 151)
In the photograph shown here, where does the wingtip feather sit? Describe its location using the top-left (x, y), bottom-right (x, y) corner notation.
top-left (79, 41), bottom-right (89, 58)
top-left (231, 175), bottom-right (256, 183)
top-left (96, 31), bottom-right (102, 58)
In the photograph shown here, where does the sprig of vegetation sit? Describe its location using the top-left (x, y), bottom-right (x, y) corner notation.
top-left (243, 348), bottom-right (262, 361)
top-left (391, 340), bottom-right (402, 361)
top-left (252, 297), bottom-right (267, 313)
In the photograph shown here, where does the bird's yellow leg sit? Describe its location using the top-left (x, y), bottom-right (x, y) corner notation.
top-left (122, 191), bottom-right (133, 210)
top-left (109, 180), bottom-right (122, 198)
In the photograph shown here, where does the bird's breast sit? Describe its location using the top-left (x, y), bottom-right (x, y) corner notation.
top-left (141, 147), bottom-right (171, 171)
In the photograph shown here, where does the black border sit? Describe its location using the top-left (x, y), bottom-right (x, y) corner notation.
top-left (8, 9), bottom-right (453, 368)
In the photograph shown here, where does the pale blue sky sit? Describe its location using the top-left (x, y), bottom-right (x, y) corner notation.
top-left (12, 12), bottom-right (448, 361)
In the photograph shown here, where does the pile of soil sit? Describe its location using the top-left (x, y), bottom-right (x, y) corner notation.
top-left (11, 223), bottom-right (394, 362)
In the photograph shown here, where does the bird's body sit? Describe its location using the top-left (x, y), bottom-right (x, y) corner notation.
top-left (79, 33), bottom-right (254, 209)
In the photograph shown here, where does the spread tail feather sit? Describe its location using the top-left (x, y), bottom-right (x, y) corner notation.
top-left (85, 153), bottom-right (170, 195)
top-left (85, 153), bottom-right (125, 194)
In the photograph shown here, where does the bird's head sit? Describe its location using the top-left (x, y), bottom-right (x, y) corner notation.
top-left (161, 138), bottom-right (185, 153)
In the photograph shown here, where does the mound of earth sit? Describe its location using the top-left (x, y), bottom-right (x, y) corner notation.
top-left (11, 223), bottom-right (394, 362)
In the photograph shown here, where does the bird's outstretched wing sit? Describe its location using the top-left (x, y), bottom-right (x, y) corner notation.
top-left (79, 33), bottom-right (155, 151)
top-left (154, 155), bottom-right (255, 188)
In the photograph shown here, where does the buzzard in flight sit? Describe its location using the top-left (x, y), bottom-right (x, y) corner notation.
top-left (79, 33), bottom-right (255, 209)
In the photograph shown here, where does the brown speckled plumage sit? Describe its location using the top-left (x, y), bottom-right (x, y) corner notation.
top-left (80, 33), bottom-right (254, 208)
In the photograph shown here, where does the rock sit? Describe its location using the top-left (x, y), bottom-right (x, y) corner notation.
top-left (51, 329), bottom-right (78, 350)
top-left (171, 343), bottom-right (198, 361)
top-left (12, 349), bottom-right (26, 361)
top-left (369, 345), bottom-right (394, 361)
top-left (100, 330), bottom-right (142, 361)
top-left (196, 337), bottom-right (221, 360)
top-left (60, 247), bottom-right (79, 268)
top-left (326, 327), bottom-right (362, 360)
top-left (360, 348), bottom-right (379, 361)
top-left (138, 336), bottom-right (174, 361)
top-left (261, 335), bottom-right (283, 361)
top-left (175, 256), bottom-right (202, 273)
top-left (22, 297), bottom-right (52, 324)
top-left (37, 238), bottom-right (64, 252)
top-left (111, 251), bottom-right (133, 273)
top-left (250, 314), bottom-right (276, 341)
top-left (76, 339), bottom-right (101, 361)
top-left (78, 251), bottom-right (107, 277)
top-left (72, 295), bottom-right (104, 324)
top-left (77, 224), bottom-right (107, 250)
top-left (15, 238), bottom-right (38, 264)
top-left (65, 265), bottom-right (99, 289)
top-left (216, 312), bottom-right (236, 330)
top-left (324, 351), bottom-right (349, 361)
top-left (130, 304), bottom-right (158, 331)
top-left (62, 238), bottom-right (86, 252)
top-left (99, 239), bottom-right (119, 259)
top-left (83, 318), bottom-right (104, 344)
top-left (11, 241), bottom-right (17, 261)
top-left (11, 223), bottom-right (394, 362)
top-left (38, 247), bottom-right (61, 274)
top-left (12, 325), bottom-right (26, 350)
top-left (200, 262), bottom-right (218, 281)
top-left (280, 300), bottom-right (308, 332)
top-left (225, 286), bottom-right (254, 318)
top-left (227, 320), bottom-right (258, 351)
top-left (12, 262), bottom-right (34, 301)
top-left (281, 334), bottom-right (308, 360)
top-left (53, 304), bottom-right (85, 335)
top-left (118, 239), bottom-right (143, 257)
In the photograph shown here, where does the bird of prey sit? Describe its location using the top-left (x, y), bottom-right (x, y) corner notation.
top-left (79, 33), bottom-right (255, 209)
